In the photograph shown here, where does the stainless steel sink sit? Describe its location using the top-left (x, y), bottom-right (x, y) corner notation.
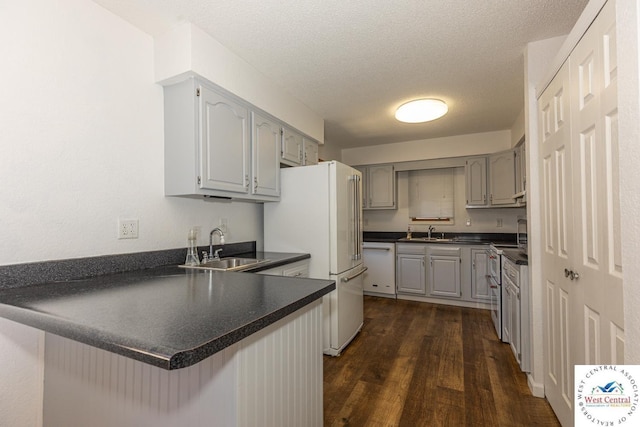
top-left (180, 257), bottom-right (270, 272)
top-left (399, 237), bottom-right (453, 242)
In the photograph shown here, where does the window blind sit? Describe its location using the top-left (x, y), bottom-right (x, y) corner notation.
top-left (408, 168), bottom-right (454, 219)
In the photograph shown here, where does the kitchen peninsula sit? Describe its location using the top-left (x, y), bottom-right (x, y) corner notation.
top-left (0, 248), bottom-right (333, 427)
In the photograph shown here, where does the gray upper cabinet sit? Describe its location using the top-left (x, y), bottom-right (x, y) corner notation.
top-left (303, 138), bottom-right (319, 166)
top-left (465, 149), bottom-right (525, 208)
top-left (514, 142), bottom-right (526, 200)
top-left (281, 127), bottom-right (303, 166)
top-left (465, 156), bottom-right (488, 207)
top-left (251, 112), bottom-right (281, 198)
top-left (199, 84), bottom-right (250, 194)
top-left (357, 164), bottom-right (396, 210)
top-left (489, 150), bottom-right (516, 205)
top-left (163, 77), bottom-right (280, 202)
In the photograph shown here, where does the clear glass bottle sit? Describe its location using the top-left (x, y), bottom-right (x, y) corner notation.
top-left (185, 228), bottom-right (200, 265)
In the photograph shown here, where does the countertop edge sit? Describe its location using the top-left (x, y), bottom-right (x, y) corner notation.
top-left (169, 284), bottom-right (333, 369)
top-left (0, 251), bottom-right (329, 370)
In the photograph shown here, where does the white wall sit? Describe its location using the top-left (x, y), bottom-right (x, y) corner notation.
top-left (0, 0), bottom-right (311, 423)
top-left (318, 142), bottom-right (343, 162)
top-left (510, 108), bottom-right (525, 147)
top-left (364, 169), bottom-right (525, 234)
top-left (155, 23), bottom-right (324, 143)
top-left (341, 130), bottom-right (512, 165)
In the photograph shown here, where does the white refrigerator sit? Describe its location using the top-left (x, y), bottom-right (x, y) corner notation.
top-left (264, 161), bottom-right (366, 356)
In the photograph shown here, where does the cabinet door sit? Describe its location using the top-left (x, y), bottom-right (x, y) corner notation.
top-left (465, 156), bottom-right (488, 206)
top-left (471, 249), bottom-right (490, 301)
top-left (514, 146), bottom-right (523, 195)
top-left (199, 85), bottom-right (250, 193)
top-left (396, 254), bottom-right (426, 294)
top-left (510, 283), bottom-right (521, 363)
top-left (502, 283), bottom-right (513, 345)
top-left (281, 127), bottom-right (303, 166)
top-left (429, 255), bottom-right (461, 298)
top-left (354, 166), bottom-right (368, 208)
top-left (303, 138), bottom-right (319, 165)
top-left (368, 165), bottom-right (396, 209)
top-left (282, 260), bottom-right (309, 278)
top-left (251, 112), bottom-right (281, 197)
top-left (489, 151), bottom-right (516, 205)
top-left (520, 143), bottom-right (526, 193)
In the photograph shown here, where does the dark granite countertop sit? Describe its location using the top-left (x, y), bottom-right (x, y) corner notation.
top-left (0, 251), bottom-right (333, 370)
top-left (502, 248), bottom-right (529, 265)
top-left (364, 231), bottom-right (518, 246)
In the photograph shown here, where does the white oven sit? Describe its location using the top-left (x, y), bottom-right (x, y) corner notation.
top-left (488, 243), bottom-right (518, 342)
top-left (502, 255), bottom-right (530, 372)
top-left (487, 245), bottom-right (503, 340)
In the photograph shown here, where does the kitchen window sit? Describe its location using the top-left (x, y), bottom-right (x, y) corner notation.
top-left (408, 168), bottom-right (455, 222)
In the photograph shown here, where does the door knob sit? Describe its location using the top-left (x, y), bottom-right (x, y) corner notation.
top-left (564, 268), bottom-right (580, 281)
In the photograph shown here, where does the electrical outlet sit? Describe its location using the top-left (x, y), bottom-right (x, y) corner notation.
top-left (496, 218), bottom-right (503, 228)
top-left (118, 219), bottom-right (139, 239)
top-left (219, 217), bottom-right (228, 233)
top-left (466, 218), bottom-right (471, 226)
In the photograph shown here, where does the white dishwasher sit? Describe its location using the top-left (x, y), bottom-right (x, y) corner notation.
top-left (362, 242), bottom-right (396, 297)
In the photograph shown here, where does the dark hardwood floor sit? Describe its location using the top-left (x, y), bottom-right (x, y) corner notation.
top-left (323, 296), bottom-right (560, 427)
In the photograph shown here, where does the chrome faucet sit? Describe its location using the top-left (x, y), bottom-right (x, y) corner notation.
top-left (209, 227), bottom-right (225, 259)
top-left (428, 225), bottom-right (435, 239)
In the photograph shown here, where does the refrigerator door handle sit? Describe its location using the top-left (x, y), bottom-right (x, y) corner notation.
top-left (351, 174), bottom-right (362, 261)
top-left (341, 266), bottom-right (368, 283)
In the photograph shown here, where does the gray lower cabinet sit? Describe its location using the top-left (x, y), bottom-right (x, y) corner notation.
top-left (428, 246), bottom-right (461, 298)
top-left (470, 247), bottom-right (491, 301)
top-left (396, 243), bottom-right (490, 304)
top-left (396, 244), bottom-right (426, 295)
top-left (396, 254), bottom-right (426, 294)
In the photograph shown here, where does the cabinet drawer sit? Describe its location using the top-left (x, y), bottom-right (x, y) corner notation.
top-left (396, 244), bottom-right (426, 255)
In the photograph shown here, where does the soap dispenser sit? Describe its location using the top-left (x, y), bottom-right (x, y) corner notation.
top-left (185, 228), bottom-right (200, 265)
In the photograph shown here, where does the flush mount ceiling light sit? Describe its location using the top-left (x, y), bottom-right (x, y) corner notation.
top-left (395, 99), bottom-right (448, 123)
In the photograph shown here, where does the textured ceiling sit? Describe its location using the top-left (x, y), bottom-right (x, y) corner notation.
top-left (94, 0), bottom-right (588, 150)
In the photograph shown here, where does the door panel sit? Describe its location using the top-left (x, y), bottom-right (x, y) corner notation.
top-left (539, 2), bottom-right (624, 425)
top-left (571, 0), bottom-right (624, 370)
top-left (539, 60), bottom-right (575, 427)
top-left (329, 162), bottom-right (362, 274)
top-left (199, 85), bottom-right (249, 193)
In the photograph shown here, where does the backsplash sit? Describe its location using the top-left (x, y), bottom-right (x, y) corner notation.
top-left (0, 242), bottom-right (256, 290)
